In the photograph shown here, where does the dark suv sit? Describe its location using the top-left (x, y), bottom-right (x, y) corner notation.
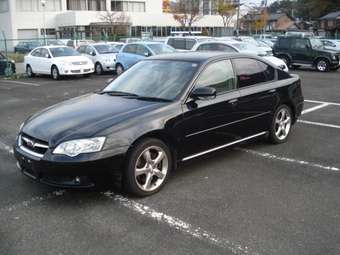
top-left (273, 36), bottom-right (340, 72)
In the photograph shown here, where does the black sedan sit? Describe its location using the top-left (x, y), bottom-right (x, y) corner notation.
top-left (14, 52), bottom-right (304, 196)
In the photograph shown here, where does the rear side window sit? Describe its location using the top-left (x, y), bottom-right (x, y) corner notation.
top-left (232, 58), bottom-right (275, 88)
top-left (195, 59), bottom-right (235, 94)
top-left (31, 48), bottom-right (42, 57)
top-left (278, 38), bottom-right (290, 48)
top-left (123, 44), bottom-right (137, 54)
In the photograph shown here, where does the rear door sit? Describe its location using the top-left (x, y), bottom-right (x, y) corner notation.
top-left (180, 59), bottom-right (241, 158)
top-left (291, 38), bottom-right (313, 63)
top-left (28, 48), bottom-right (42, 73)
top-left (231, 58), bottom-right (278, 137)
top-left (39, 48), bottom-right (52, 74)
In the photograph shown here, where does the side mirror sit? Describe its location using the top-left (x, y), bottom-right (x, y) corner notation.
top-left (144, 52), bottom-right (150, 57)
top-left (45, 54), bottom-right (51, 58)
top-left (190, 87), bottom-right (216, 100)
top-left (91, 51), bottom-right (96, 56)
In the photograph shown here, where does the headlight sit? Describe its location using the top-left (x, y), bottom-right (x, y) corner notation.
top-left (53, 137), bottom-right (106, 157)
top-left (331, 55), bottom-right (337, 60)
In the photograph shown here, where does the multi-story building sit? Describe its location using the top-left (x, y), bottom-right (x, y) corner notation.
top-left (0, 0), bottom-right (237, 50)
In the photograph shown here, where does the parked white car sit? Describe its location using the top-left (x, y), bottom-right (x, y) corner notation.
top-left (77, 43), bottom-right (120, 74)
top-left (192, 41), bottom-right (289, 72)
top-left (234, 36), bottom-right (273, 55)
top-left (321, 39), bottom-right (340, 52)
top-left (25, 46), bottom-right (94, 80)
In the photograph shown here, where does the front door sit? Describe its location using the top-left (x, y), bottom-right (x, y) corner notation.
top-left (179, 59), bottom-right (242, 159)
top-left (291, 38), bottom-right (313, 64)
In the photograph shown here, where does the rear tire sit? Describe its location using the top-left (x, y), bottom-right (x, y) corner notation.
top-left (268, 104), bottom-right (293, 144)
top-left (26, 65), bottom-right (35, 78)
top-left (123, 138), bottom-right (172, 197)
top-left (315, 59), bottom-right (330, 72)
top-left (51, 65), bottom-right (60, 80)
top-left (95, 62), bottom-right (103, 75)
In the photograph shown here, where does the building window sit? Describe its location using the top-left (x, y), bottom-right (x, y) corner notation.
top-left (111, 1), bottom-right (145, 12)
top-left (0, 0), bottom-right (9, 12)
top-left (67, 0), bottom-right (106, 11)
top-left (41, 28), bottom-right (56, 36)
top-left (16, 0), bottom-right (61, 11)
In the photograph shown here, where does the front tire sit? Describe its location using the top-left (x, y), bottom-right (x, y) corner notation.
top-left (269, 105), bottom-right (292, 144)
top-left (51, 65), bottom-right (60, 80)
top-left (123, 138), bottom-right (172, 197)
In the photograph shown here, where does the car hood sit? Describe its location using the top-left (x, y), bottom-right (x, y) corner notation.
top-left (22, 94), bottom-right (164, 146)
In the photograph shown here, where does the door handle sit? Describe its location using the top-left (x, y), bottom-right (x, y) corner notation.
top-left (228, 99), bottom-right (238, 104)
top-left (268, 89), bottom-right (276, 93)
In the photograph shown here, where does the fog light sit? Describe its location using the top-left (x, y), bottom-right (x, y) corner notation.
top-left (75, 176), bottom-right (81, 184)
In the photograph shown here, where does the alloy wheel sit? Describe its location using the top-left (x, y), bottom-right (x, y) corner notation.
top-left (134, 146), bottom-right (168, 192)
top-left (52, 67), bottom-right (59, 80)
top-left (27, 66), bottom-right (32, 77)
top-left (116, 65), bottom-right (124, 76)
top-left (95, 63), bottom-right (102, 75)
top-left (274, 108), bottom-right (291, 141)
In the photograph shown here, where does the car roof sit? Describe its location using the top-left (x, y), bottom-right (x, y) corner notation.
top-left (148, 52), bottom-right (254, 63)
top-left (39, 45), bottom-right (70, 49)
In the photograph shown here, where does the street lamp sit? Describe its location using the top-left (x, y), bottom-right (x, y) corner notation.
top-left (41, 0), bottom-right (47, 45)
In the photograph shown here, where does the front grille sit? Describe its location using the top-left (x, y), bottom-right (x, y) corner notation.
top-left (71, 70), bottom-right (81, 73)
top-left (72, 61), bottom-right (87, 65)
top-left (19, 134), bottom-right (48, 157)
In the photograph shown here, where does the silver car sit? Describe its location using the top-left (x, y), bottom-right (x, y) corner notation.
top-left (77, 43), bottom-right (120, 75)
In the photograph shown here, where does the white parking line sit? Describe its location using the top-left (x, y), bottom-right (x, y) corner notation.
top-left (298, 120), bottom-right (340, 130)
top-left (237, 148), bottom-right (340, 172)
top-left (302, 103), bottom-right (329, 115)
top-left (103, 191), bottom-right (259, 255)
top-left (0, 80), bottom-right (40, 87)
top-left (0, 190), bottom-right (65, 215)
top-left (305, 99), bottom-right (340, 107)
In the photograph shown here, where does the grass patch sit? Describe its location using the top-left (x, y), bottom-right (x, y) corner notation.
top-left (7, 52), bottom-right (25, 63)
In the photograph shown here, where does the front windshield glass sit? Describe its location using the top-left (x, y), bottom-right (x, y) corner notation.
top-left (310, 38), bottom-right (323, 49)
top-left (146, 44), bottom-right (176, 55)
top-left (103, 60), bottom-right (199, 100)
top-left (94, 44), bottom-right (119, 54)
top-left (50, 47), bottom-right (80, 57)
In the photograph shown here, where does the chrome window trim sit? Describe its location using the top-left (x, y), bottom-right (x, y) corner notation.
top-left (182, 132), bottom-right (267, 161)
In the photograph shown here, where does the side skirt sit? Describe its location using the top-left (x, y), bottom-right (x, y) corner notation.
top-left (181, 132), bottom-right (267, 162)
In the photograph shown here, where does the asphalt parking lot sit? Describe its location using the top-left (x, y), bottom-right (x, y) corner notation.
top-left (0, 69), bottom-right (340, 255)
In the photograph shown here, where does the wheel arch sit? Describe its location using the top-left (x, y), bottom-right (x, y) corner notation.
top-left (313, 56), bottom-right (331, 66)
top-left (126, 130), bottom-right (179, 169)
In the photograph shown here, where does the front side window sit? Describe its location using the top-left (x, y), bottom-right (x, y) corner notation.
top-left (104, 60), bottom-right (199, 100)
top-left (293, 39), bottom-right (309, 50)
top-left (146, 44), bottom-right (175, 55)
top-left (136, 45), bottom-right (151, 56)
top-left (232, 58), bottom-right (274, 88)
top-left (122, 44), bottom-right (137, 54)
top-left (195, 60), bottom-right (235, 94)
top-left (40, 48), bottom-right (50, 58)
top-left (93, 44), bottom-right (118, 54)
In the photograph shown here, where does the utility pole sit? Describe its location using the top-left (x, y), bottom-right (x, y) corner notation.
top-left (235, 0), bottom-right (242, 37)
top-left (41, 0), bottom-right (47, 45)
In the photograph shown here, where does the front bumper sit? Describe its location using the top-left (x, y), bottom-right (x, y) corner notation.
top-left (59, 64), bottom-right (95, 76)
top-left (14, 142), bottom-right (125, 188)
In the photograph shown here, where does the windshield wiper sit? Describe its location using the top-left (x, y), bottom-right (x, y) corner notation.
top-left (98, 91), bottom-right (171, 102)
top-left (97, 90), bottom-right (139, 97)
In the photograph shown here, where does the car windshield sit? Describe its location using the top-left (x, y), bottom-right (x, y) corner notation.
top-left (146, 44), bottom-right (176, 55)
top-left (50, 47), bottom-right (81, 57)
top-left (103, 60), bottom-right (199, 100)
top-left (94, 44), bottom-right (119, 54)
top-left (310, 38), bottom-right (324, 49)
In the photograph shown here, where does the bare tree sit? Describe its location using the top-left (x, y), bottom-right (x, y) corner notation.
top-left (171, 0), bottom-right (202, 31)
top-left (99, 11), bottom-right (131, 37)
top-left (217, 0), bottom-right (236, 27)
